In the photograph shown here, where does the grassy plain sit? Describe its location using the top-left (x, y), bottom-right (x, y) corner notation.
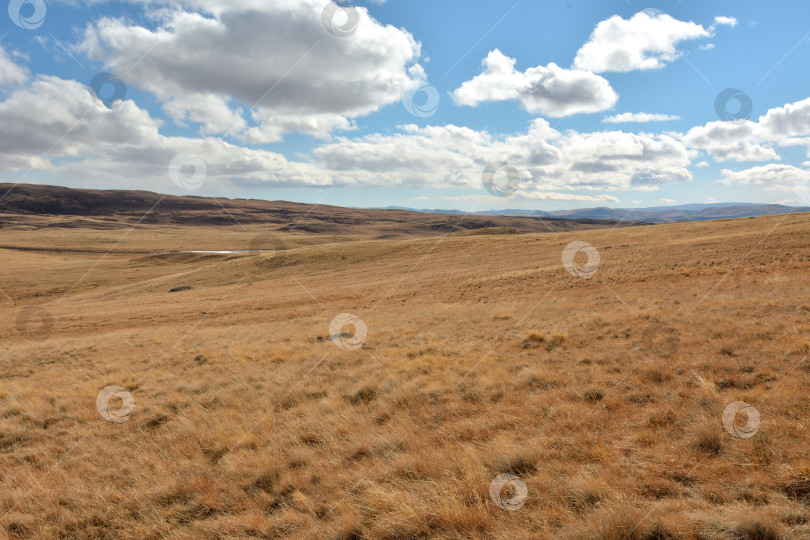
top-left (1, 212), bottom-right (809, 539)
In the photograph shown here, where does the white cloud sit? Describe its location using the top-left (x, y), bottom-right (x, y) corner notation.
top-left (514, 191), bottom-right (620, 202)
top-left (0, 74), bottom-right (692, 197)
top-left (551, 129), bottom-right (692, 190)
top-left (713, 16), bottom-right (738, 28)
top-left (683, 97), bottom-right (810, 162)
top-left (7, 76), bottom-right (808, 203)
top-left (603, 112), bottom-right (681, 123)
top-left (573, 11), bottom-right (709, 73)
top-left (76, 0), bottom-right (423, 142)
top-left (313, 119), bottom-right (691, 192)
top-left (0, 46), bottom-right (28, 86)
top-left (452, 49), bottom-right (617, 117)
top-left (759, 97), bottom-right (810, 138)
top-left (660, 198), bottom-right (677, 204)
top-left (445, 192), bottom-right (620, 203)
top-left (719, 164), bottom-right (810, 192)
top-left (779, 137), bottom-right (810, 148)
top-left (5, 0), bottom-right (806, 209)
top-left (0, 75), bottom-right (159, 170)
top-left (0, 75), bottom-right (306, 192)
top-left (682, 120), bottom-right (779, 162)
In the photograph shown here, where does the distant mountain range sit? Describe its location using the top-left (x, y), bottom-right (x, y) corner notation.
top-left (0, 184), bottom-right (805, 237)
top-left (0, 183), bottom-right (647, 238)
top-left (377, 203), bottom-right (810, 223)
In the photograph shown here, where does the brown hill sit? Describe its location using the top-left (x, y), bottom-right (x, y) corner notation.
top-left (0, 183), bottom-right (648, 241)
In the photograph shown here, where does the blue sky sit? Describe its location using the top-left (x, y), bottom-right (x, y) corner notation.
top-left (0, 0), bottom-right (808, 211)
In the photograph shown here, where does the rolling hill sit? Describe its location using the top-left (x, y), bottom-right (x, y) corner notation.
top-left (0, 183), bottom-right (648, 240)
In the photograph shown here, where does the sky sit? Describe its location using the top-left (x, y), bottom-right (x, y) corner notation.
top-left (0, 0), bottom-right (809, 212)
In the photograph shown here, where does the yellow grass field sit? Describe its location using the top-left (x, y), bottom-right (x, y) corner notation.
top-left (1, 212), bottom-right (809, 539)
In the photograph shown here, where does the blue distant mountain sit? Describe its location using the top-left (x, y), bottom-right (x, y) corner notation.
top-left (375, 203), bottom-right (808, 223)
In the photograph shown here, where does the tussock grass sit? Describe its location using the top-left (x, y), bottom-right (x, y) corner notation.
top-left (1, 213), bottom-right (810, 537)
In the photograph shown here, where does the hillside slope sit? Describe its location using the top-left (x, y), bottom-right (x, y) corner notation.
top-left (0, 183), bottom-right (647, 239)
top-left (1, 204), bottom-right (809, 539)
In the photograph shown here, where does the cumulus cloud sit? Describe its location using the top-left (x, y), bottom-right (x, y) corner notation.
top-left (0, 46), bottom-right (28, 86)
top-left (682, 121), bottom-right (780, 162)
top-left (0, 74), bottom-right (692, 197)
top-left (0, 75), bottom-right (159, 170)
top-left (7, 74), bottom-right (808, 202)
top-left (683, 97), bottom-right (810, 162)
top-left (452, 49), bottom-right (617, 117)
top-left (0, 75), bottom-right (310, 193)
top-left (573, 11), bottom-right (710, 73)
top-left (313, 119), bottom-right (692, 192)
top-left (551, 130), bottom-right (692, 190)
top-left (3, 0), bottom-right (804, 208)
top-left (603, 112), bottom-right (681, 123)
top-left (719, 164), bottom-right (810, 193)
top-left (758, 97), bottom-right (810, 138)
top-left (76, 0), bottom-right (423, 142)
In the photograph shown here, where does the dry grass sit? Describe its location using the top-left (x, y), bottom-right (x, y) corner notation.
top-left (0, 213), bottom-right (809, 538)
